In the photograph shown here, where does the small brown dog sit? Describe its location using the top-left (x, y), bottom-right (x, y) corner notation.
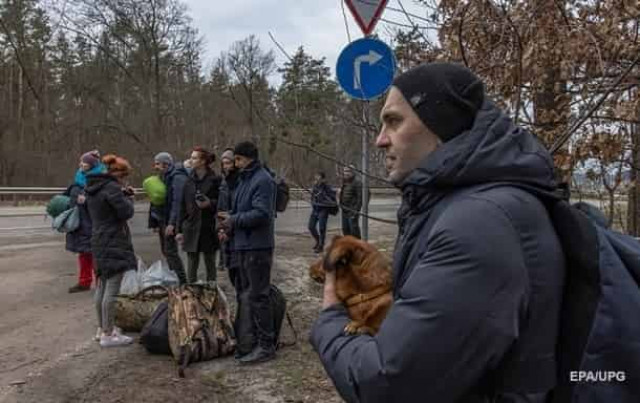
top-left (309, 235), bottom-right (392, 335)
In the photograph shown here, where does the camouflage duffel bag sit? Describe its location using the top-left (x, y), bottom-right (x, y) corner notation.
top-left (167, 283), bottom-right (236, 377)
top-left (114, 285), bottom-right (168, 332)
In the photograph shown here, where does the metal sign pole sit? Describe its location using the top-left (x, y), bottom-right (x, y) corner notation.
top-left (362, 103), bottom-right (369, 241)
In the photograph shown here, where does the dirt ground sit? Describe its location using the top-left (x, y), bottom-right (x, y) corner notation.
top-left (0, 223), bottom-right (397, 403)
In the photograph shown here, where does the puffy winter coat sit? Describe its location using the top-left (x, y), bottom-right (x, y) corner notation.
top-left (311, 100), bottom-right (566, 403)
top-left (85, 174), bottom-right (136, 279)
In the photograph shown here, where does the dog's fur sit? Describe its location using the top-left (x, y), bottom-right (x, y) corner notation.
top-left (309, 235), bottom-right (392, 335)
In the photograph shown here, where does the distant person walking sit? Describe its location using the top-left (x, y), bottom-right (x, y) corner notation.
top-left (308, 172), bottom-right (335, 253)
top-left (176, 147), bottom-right (221, 283)
top-left (66, 150), bottom-right (105, 293)
top-left (86, 154), bottom-right (136, 347)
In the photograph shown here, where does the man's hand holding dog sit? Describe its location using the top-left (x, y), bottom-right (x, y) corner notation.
top-left (322, 270), bottom-right (339, 309)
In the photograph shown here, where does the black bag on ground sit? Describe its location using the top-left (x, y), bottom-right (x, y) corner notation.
top-left (139, 301), bottom-right (171, 355)
top-left (270, 284), bottom-right (297, 349)
top-left (234, 284), bottom-right (297, 354)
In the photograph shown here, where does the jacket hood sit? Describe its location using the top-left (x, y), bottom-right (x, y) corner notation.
top-left (85, 173), bottom-right (118, 195)
top-left (400, 100), bottom-right (557, 205)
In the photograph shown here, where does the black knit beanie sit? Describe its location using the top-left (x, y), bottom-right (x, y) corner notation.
top-left (392, 62), bottom-right (485, 142)
top-left (234, 141), bottom-right (259, 160)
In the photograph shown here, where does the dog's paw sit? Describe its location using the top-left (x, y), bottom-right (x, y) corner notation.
top-left (344, 321), bottom-right (363, 335)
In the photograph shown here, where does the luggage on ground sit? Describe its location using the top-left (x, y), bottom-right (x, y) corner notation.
top-left (140, 301), bottom-right (171, 355)
top-left (114, 285), bottom-right (168, 332)
top-left (167, 283), bottom-right (235, 377)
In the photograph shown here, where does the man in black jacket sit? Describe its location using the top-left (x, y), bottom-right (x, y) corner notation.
top-left (338, 165), bottom-right (362, 239)
top-left (218, 141), bottom-right (277, 364)
top-left (153, 152), bottom-right (188, 284)
top-left (311, 63), bottom-right (565, 402)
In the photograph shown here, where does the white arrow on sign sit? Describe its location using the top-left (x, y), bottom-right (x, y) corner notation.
top-left (345, 0), bottom-right (389, 36)
top-left (353, 50), bottom-right (383, 90)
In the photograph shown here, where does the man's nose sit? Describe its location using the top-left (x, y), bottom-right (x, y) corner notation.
top-left (376, 129), bottom-right (390, 148)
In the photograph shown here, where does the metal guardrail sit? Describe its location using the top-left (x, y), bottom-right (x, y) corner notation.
top-left (0, 186), bottom-right (401, 196)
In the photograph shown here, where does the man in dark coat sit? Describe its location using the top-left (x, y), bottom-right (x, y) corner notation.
top-left (86, 154), bottom-right (136, 347)
top-left (177, 147), bottom-right (221, 283)
top-left (311, 63), bottom-right (565, 402)
top-left (308, 172), bottom-right (336, 253)
top-left (153, 152), bottom-right (188, 284)
top-left (218, 141), bottom-right (277, 364)
top-left (338, 165), bottom-right (362, 239)
top-left (217, 148), bottom-right (240, 287)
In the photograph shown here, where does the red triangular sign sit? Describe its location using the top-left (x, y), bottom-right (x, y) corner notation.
top-left (345, 0), bottom-right (389, 36)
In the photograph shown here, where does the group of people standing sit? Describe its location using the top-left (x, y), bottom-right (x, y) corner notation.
top-left (63, 141), bottom-right (281, 363)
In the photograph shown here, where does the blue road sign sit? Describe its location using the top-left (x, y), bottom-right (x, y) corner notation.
top-left (336, 38), bottom-right (396, 100)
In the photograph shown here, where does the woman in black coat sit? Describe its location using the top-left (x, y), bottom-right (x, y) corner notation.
top-left (85, 154), bottom-right (136, 348)
top-left (176, 147), bottom-right (221, 283)
top-left (66, 151), bottom-right (105, 293)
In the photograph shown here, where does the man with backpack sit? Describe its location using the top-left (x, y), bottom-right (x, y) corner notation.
top-left (311, 63), bottom-right (566, 402)
top-left (218, 141), bottom-right (277, 364)
top-left (153, 152), bottom-right (188, 285)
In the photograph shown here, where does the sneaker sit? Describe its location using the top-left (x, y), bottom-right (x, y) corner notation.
top-left (100, 331), bottom-right (134, 348)
top-left (94, 327), bottom-right (103, 342)
top-left (68, 284), bottom-right (90, 293)
top-left (238, 345), bottom-right (275, 365)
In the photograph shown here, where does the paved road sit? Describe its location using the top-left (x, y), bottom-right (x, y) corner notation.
top-left (0, 198), bottom-right (402, 250)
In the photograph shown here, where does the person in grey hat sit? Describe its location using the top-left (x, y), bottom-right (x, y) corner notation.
top-left (152, 151), bottom-right (187, 284)
top-left (311, 62), bottom-right (565, 402)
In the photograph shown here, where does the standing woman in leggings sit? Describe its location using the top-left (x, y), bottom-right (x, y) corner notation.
top-left (85, 154), bottom-right (136, 347)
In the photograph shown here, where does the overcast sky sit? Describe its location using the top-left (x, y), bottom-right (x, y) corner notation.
top-left (183, 0), bottom-right (427, 85)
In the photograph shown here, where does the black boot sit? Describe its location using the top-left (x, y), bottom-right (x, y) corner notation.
top-left (238, 345), bottom-right (275, 365)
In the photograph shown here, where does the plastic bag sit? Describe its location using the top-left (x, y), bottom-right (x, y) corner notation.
top-left (120, 256), bottom-right (147, 295)
top-left (141, 260), bottom-right (179, 288)
top-left (120, 270), bottom-right (140, 295)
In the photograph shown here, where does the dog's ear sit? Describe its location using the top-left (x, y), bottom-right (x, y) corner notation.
top-left (323, 237), bottom-right (362, 272)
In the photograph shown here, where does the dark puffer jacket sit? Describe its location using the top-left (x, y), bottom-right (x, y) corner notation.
top-left (230, 160), bottom-right (276, 251)
top-left (311, 182), bottom-right (336, 210)
top-left (339, 178), bottom-right (362, 214)
top-left (163, 164), bottom-right (189, 227)
top-left (85, 174), bottom-right (136, 279)
top-left (311, 100), bottom-right (566, 403)
top-left (65, 184), bottom-right (92, 253)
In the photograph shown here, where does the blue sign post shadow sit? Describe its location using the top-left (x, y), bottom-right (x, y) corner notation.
top-left (336, 37), bottom-right (396, 100)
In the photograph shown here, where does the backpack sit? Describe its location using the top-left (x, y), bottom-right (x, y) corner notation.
top-left (270, 284), bottom-right (298, 349)
top-left (46, 194), bottom-right (71, 218)
top-left (545, 200), bottom-right (640, 402)
top-left (235, 284), bottom-right (297, 356)
top-left (140, 301), bottom-right (171, 355)
top-left (143, 175), bottom-right (166, 207)
top-left (275, 177), bottom-right (290, 213)
top-left (418, 184), bottom-right (640, 401)
top-left (167, 284), bottom-right (235, 377)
